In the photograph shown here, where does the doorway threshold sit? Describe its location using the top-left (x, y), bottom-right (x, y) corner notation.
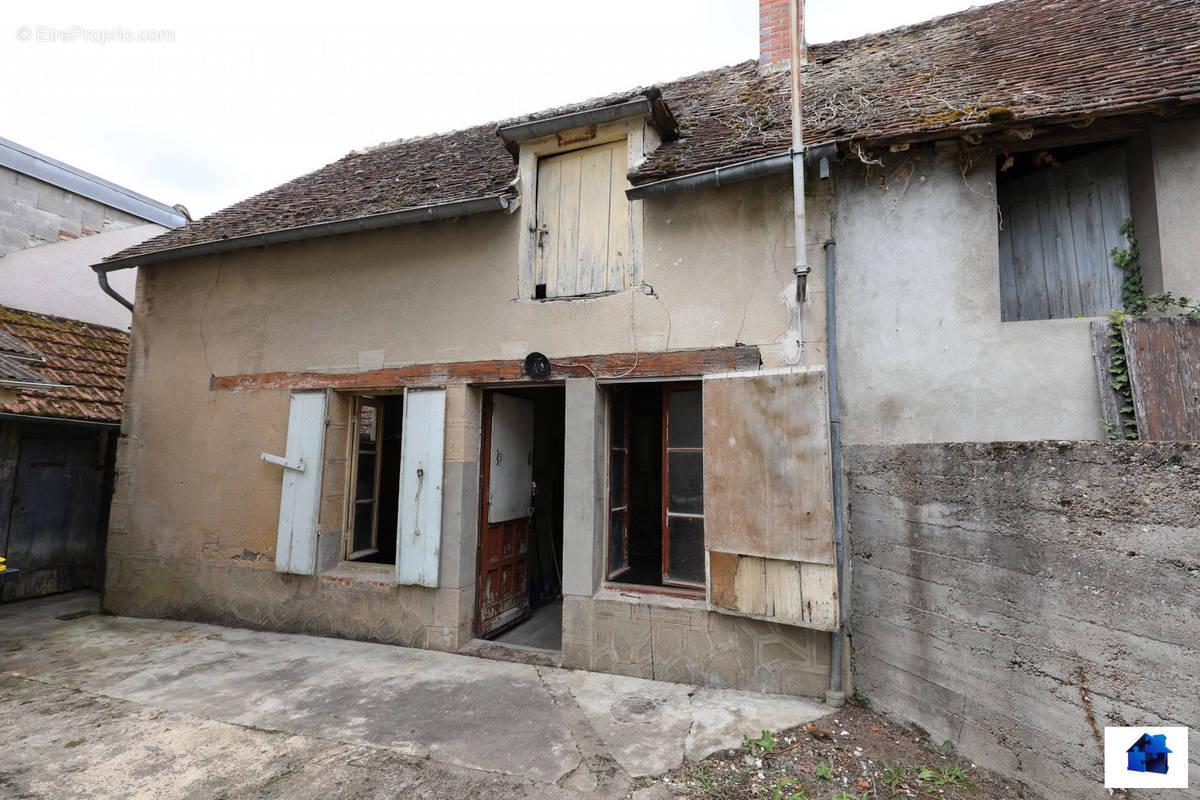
top-left (458, 638), bottom-right (563, 669)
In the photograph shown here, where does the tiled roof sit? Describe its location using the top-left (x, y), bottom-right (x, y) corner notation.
top-left (108, 0), bottom-right (1200, 264)
top-left (0, 306), bottom-right (129, 424)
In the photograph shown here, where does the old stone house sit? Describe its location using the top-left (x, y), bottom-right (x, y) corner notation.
top-left (96, 0), bottom-right (1199, 715)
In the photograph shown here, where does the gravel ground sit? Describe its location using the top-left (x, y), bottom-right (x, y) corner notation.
top-left (632, 701), bottom-right (1035, 800)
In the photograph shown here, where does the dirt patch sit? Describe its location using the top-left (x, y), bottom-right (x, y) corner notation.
top-left (639, 702), bottom-right (1034, 799)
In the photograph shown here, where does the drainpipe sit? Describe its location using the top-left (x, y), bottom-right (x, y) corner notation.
top-left (790, 0), bottom-right (809, 307)
top-left (95, 268), bottom-right (134, 312)
top-left (824, 240), bottom-right (847, 708)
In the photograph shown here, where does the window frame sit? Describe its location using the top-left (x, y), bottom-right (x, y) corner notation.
top-left (516, 117), bottom-right (654, 302)
top-left (346, 395), bottom-right (384, 561)
top-left (602, 379), bottom-right (705, 595)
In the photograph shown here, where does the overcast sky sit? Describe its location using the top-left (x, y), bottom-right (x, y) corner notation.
top-left (2, 1), bottom-right (998, 219)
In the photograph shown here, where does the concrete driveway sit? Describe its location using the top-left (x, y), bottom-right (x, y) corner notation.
top-left (0, 591), bottom-right (827, 799)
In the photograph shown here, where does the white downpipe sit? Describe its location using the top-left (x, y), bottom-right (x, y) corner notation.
top-left (785, 0), bottom-right (809, 367)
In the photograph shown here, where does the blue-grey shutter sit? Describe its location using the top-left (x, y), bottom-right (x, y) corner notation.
top-left (265, 391), bottom-right (327, 575)
top-left (395, 388), bottom-right (446, 587)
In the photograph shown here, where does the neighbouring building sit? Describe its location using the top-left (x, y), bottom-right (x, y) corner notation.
top-left (0, 135), bottom-right (189, 329)
top-left (0, 138), bottom-right (187, 600)
top-left (97, 0), bottom-right (1199, 722)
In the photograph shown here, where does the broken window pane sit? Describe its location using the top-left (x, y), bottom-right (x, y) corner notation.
top-left (667, 451), bottom-right (703, 515)
top-left (667, 388), bottom-right (702, 448)
top-left (666, 516), bottom-right (704, 585)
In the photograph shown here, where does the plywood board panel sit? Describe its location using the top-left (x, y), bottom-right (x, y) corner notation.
top-left (702, 370), bottom-right (834, 564)
top-left (706, 551), bottom-right (838, 631)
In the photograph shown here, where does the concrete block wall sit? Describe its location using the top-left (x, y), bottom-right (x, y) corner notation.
top-left (847, 441), bottom-right (1200, 799)
top-left (0, 165), bottom-right (145, 257)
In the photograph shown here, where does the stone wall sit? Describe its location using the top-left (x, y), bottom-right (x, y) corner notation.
top-left (847, 441), bottom-right (1199, 799)
top-left (0, 165), bottom-right (146, 257)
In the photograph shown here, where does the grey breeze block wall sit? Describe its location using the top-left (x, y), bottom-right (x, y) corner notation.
top-left (847, 441), bottom-right (1199, 800)
top-left (0, 165), bottom-right (146, 256)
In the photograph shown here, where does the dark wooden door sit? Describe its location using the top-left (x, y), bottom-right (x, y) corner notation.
top-left (2, 425), bottom-right (106, 601)
top-left (476, 393), bottom-right (534, 637)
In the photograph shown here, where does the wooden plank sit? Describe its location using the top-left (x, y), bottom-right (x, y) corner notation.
top-left (1126, 317), bottom-right (1200, 441)
top-left (997, 196), bottom-right (1019, 322)
top-left (1005, 171), bottom-right (1049, 321)
top-left (533, 156), bottom-right (561, 294)
top-left (1093, 147), bottom-right (1131, 311)
top-left (607, 139), bottom-right (630, 293)
top-left (705, 551), bottom-right (838, 632)
top-left (1033, 170), bottom-right (1070, 318)
top-left (0, 420), bottom-right (19, 557)
top-left (576, 145), bottom-right (612, 295)
top-left (702, 369), bottom-right (834, 564)
top-left (211, 345), bottom-right (762, 392)
top-left (1173, 319), bottom-right (1200, 436)
top-left (274, 391), bottom-right (327, 575)
top-left (395, 387), bottom-right (446, 587)
top-left (1065, 156), bottom-right (1108, 316)
top-left (1090, 320), bottom-right (1125, 431)
top-left (554, 152), bottom-right (582, 298)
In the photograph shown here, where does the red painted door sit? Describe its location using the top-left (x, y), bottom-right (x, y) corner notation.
top-left (475, 393), bottom-right (534, 637)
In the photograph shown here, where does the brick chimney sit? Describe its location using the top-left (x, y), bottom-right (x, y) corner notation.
top-left (760, 0), bottom-right (804, 66)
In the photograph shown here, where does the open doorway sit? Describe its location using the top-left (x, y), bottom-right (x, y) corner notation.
top-left (476, 386), bottom-right (565, 650)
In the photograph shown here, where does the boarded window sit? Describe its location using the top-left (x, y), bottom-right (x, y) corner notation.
top-left (702, 370), bottom-right (838, 631)
top-left (534, 140), bottom-right (630, 298)
top-left (997, 144), bottom-right (1131, 321)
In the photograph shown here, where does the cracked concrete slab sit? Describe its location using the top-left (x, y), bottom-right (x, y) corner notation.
top-left (1, 592), bottom-right (829, 798)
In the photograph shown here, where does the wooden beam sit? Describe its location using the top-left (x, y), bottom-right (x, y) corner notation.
top-left (211, 345), bottom-right (762, 392)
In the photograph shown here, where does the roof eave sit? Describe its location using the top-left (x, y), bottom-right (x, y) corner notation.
top-left (95, 193), bottom-right (515, 273)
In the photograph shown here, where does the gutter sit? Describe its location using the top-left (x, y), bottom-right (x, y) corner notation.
top-left (624, 144), bottom-right (835, 201)
top-left (0, 411), bottom-right (119, 428)
top-left (92, 193), bottom-right (514, 308)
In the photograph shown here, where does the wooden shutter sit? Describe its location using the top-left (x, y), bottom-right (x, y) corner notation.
top-left (534, 140), bottom-right (630, 298)
top-left (998, 145), bottom-right (1130, 321)
top-left (702, 370), bottom-right (838, 631)
top-left (395, 388), bottom-right (446, 587)
top-left (270, 391), bottom-right (327, 575)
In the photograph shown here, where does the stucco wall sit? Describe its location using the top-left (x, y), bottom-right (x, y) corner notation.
top-left (1152, 118), bottom-right (1200, 301)
top-left (833, 126), bottom-right (1199, 446)
top-left (105, 171), bottom-right (835, 694)
top-left (0, 224), bottom-right (156, 328)
top-left (848, 441), bottom-right (1200, 799)
top-left (833, 146), bottom-right (1107, 444)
